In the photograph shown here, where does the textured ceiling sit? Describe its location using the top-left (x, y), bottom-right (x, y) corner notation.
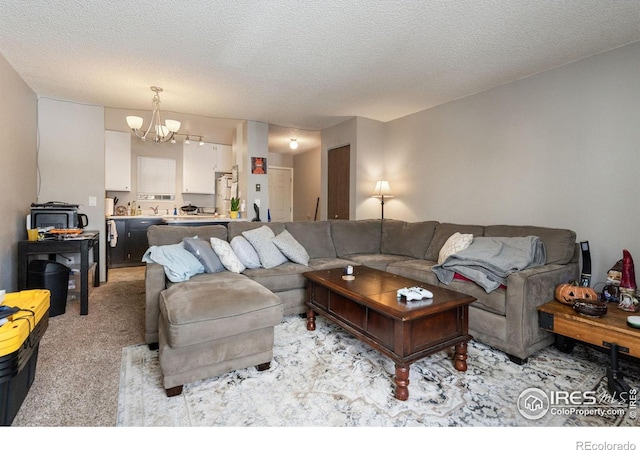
top-left (1, 1), bottom-right (639, 153)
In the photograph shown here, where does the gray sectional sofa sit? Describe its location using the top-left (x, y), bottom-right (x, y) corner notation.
top-left (145, 219), bottom-right (579, 395)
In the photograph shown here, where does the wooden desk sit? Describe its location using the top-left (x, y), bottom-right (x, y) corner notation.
top-left (18, 231), bottom-right (100, 315)
top-left (538, 300), bottom-right (639, 398)
top-left (538, 300), bottom-right (640, 358)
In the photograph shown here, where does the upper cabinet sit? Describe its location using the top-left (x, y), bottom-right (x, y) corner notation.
top-left (105, 130), bottom-right (131, 191)
top-left (183, 142), bottom-right (215, 194)
top-left (214, 144), bottom-right (233, 173)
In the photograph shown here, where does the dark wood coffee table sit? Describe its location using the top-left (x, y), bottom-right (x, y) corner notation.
top-left (303, 266), bottom-right (476, 400)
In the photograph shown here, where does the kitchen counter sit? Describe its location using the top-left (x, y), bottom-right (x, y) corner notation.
top-left (106, 215), bottom-right (248, 228)
top-left (107, 214), bottom-right (244, 220)
top-left (161, 216), bottom-right (248, 224)
top-left (107, 214), bottom-right (203, 219)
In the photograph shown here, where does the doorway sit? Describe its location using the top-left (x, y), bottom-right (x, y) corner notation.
top-left (327, 145), bottom-right (350, 220)
top-left (268, 166), bottom-right (293, 222)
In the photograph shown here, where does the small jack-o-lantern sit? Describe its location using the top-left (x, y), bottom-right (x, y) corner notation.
top-left (555, 282), bottom-right (599, 305)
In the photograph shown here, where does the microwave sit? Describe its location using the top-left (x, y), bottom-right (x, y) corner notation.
top-left (30, 202), bottom-right (88, 230)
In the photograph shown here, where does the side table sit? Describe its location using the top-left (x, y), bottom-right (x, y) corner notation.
top-left (18, 231), bottom-right (100, 315)
top-left (538, 300), bottom-right (639, 399)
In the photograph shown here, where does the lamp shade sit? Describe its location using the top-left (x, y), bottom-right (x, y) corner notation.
top-left (126, 115), bottom-right (144, 130)
top-left (155, 124), bottom-right (169, 138)
top-left (372, 180), bottom-right (393, 198)
top-left (165, 119), bottom-right (181, 133)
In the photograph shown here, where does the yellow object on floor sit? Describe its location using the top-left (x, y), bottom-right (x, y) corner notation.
top-left (0, 290), bottom-right (50, 355)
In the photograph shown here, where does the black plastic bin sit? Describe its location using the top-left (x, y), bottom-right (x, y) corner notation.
top-left (27, 260), bottom-right (70, 317)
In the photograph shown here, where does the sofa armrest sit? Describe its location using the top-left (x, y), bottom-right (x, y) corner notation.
top-left (504, 262), bottom-right (579, 359)
top-left (145, 262), bottom-right (167, 344)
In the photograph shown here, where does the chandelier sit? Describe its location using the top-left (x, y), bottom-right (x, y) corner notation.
top-left (126, 86), bottom-right (181, 143)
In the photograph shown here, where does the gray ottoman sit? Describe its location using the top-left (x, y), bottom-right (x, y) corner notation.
top-left (158, 272), bottom-right (283, 396)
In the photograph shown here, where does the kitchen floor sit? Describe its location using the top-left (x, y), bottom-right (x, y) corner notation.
top-left (108, 266), bottom-right (145, 282)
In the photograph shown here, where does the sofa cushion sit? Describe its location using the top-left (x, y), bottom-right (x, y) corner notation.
top-left (210, 238), bottom-right (246, 273)
top-left (147, 224), bottom-right (227, 246)
top-left (285, 221), bottom-right (336, 259)
top-left (159, 273), bottom-right (283, 348)
top-left (183, 237), bottom-right (225, 273)
top-left (142, 243), bottom-right (205, 282)
top-left (230, 236), bottom-right (261, 269)
top-left (242, 225), bottom-right (289, 269)
top-left (242, 262), bottom-right (310, 292)
top-left (330, 219), bottom-right (382, 258)
top-left (447, 278), bottom-right (506, 316)
top-left (308, 257), bottom-right (358, 271)
top-left (227, 221), bottom-right (286, 241)
top-left (344, 254), bottom-right (413, 272)
top-left (483, 225), bottom-right (576, 265)
top-left (381, 219), bottom-right (439, 259)
top-left (424, 223), bottom-right (485, 261)
top-left (273, 230), bottom-right (310, 265)
top-left (438, 232), bottom-right (473, 264)
top-left (386, 259), bottom-right (440, 285)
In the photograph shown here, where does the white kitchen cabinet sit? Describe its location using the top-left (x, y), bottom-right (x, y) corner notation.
top-left (183, 142), bottom-right (215, 194)
top-left (214, 144), bottom-right (233, 173)
top-left (105, 130), bottom-right (131, 191)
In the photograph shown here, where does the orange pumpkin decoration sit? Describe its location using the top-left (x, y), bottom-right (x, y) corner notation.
top-left (555, 282), bottom-right (599, 305)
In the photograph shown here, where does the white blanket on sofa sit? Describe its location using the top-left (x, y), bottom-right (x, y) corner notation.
top-left (432, 236), bottom-right (547, 293)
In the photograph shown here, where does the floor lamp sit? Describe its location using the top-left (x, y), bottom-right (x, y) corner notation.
top-left (371, 180), bottom-right (394, 220)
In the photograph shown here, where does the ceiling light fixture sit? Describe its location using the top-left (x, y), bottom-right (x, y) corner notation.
top-left (289, 138), bottom-right (298, 150)
top-left (199, 136), bottom-right (204, 146)
top-left (126, 86), bottom-right (181, 144)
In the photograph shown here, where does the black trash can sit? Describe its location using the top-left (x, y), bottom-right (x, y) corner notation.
top-left (27, 260), bottom-right (71, 317)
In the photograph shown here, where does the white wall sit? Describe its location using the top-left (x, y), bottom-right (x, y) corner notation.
top-left (381, 42), bottom-right (640, 286)
top-left (0, 53), bottom-right (37, 291)
top-left (355, 117), bottom-right (386, 219)
top-left (268, 152), bottom-right (293, 168)
top-left (246, 121), bottom-right (270, 221)
top-left (37, 98), bottom-right (106, 281)
top-left (293, 147), bottom-right (321, 221)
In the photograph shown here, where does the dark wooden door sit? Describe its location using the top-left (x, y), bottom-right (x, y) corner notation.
top-left (328, 145), bottom-right (350, 220)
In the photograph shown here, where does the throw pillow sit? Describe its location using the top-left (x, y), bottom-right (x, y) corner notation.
top-left (210, 238), bottom-right (246, 273)
top-left (272, 230), bottom-right (310, 266)
top-left (183, 237), bottom-right (225, 273)
top-left (242, 225), bottom-right (288, 269)
top-left (438, 232), bottom-right (473, 264)
top-left (230, 236), bottom-right (262, 269)
top-left (141, 243), bottom-right (204, 282)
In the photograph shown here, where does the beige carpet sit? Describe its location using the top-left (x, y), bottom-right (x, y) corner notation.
top-left (11, 266), bottom-right (146, 426)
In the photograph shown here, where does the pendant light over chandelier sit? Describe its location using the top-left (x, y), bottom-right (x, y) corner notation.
top-left (126, 86), bottom-right (181, 143)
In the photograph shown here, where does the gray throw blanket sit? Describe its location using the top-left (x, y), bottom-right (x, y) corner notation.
top-left (432, 236), bottom-right (547, 293)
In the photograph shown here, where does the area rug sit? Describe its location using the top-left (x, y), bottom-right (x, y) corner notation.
top-left (117, 315), bottom-right (639, 427)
